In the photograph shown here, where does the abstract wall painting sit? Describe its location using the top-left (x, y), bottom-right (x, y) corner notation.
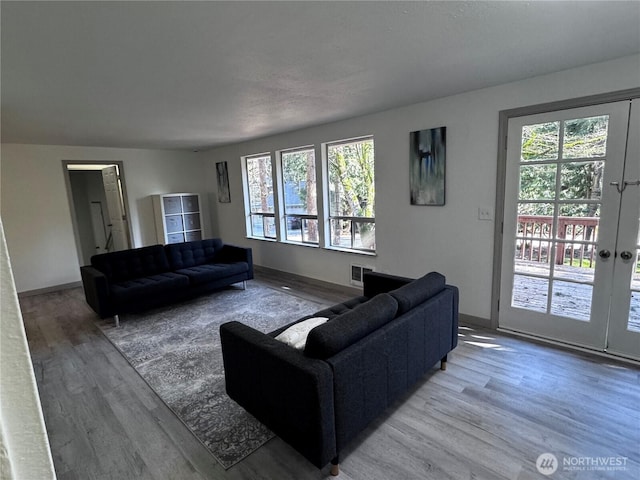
top-left (216, 161), bottom-right (231, 203)
top-left (409, 126), bottom-right (446, 205)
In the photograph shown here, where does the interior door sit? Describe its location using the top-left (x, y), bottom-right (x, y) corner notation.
top-left (102, 165), bottom-right (130, 251)
top-left (499, 101), bottom-right (636, 357)
top-left (606, 100), bottom-right (640, 359)
top-left (90, 201), bottom-right (108, 254)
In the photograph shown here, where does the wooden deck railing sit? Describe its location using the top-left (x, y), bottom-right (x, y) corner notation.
top-left (516, 215), bottom-right (599, 266)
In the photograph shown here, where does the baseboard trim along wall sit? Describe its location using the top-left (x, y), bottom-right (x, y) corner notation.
top-left (498, 327), bottom-right (640, 367)
top-left (254, 265), bottom-right (363, 298)
top-left (255, 265), bottom-right (491, 328)
top-left (18, 281), bottom-right (82, 298)
top-left (459, 313), bottom-right (491, 329)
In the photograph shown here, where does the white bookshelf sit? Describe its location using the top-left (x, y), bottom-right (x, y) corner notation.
top-left (152, 193), bottom-right (203, 244)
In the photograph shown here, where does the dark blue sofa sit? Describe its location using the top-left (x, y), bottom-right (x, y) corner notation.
top-left (81, 238), bottom-right (253, 325)
top-left (220, 271), bottom-right (458, 475)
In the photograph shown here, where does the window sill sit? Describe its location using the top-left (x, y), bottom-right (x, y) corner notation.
top-left (246, 236), bottom-right (277, 243)
top-left (324, 246), bottom-right (377, 257)
top-left (280, 240), bottom-right (320, 249)
top-left (245, 237), bottom-right (376, 256)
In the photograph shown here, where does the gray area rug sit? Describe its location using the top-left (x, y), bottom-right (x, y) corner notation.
top-left (97, 282), bottom-right (328, 469)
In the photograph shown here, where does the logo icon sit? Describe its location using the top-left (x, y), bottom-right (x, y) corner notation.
top-left (536, 453), bottom-right (558, 475)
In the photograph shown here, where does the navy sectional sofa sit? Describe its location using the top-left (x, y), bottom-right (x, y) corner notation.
top-left (81, 238), bottom-right (253, 325)
top-left (220, 271), bottom-right (458, 475)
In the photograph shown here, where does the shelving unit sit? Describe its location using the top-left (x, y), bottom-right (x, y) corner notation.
top-left (152, 193), bottom-right (203, 244)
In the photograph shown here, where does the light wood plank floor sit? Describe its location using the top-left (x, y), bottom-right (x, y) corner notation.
top-left (20, 271), bottom-right (640, 480)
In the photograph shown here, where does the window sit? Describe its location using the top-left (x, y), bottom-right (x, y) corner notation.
top-left (242, 137), bottom-right (375, 254)
top-left (327, 137), bottom-right (375, 251)
top-left (245, 154), bottom-right (275, 239)
top-left (281, 148), bottom-right (319, 244)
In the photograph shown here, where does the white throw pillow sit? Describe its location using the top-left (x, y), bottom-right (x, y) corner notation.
top-left (275, 317), bottom-right (329, 350)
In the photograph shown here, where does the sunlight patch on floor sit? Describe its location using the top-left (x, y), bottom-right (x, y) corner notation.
top-left (458, 325), bottom-right (515, 351)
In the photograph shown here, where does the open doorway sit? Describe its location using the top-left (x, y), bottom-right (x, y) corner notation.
top-left (63, 161), bottom-right (132, 266)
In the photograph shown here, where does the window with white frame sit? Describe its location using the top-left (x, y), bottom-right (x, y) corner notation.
top-left (245, 154), bottom-right (276, 239)
top-left (327, 137), bottom-right (376, 251)
top-left (280, 148), bottom-right (319, 244)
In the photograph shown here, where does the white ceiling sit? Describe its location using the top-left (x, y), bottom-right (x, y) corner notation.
top-left (2, 1), bottom-right (639, 151)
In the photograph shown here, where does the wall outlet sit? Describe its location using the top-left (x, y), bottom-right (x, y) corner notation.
top-left (478, 207), bottom-right (494, 221)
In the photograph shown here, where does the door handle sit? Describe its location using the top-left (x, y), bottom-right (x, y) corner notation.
top-left (620, 251), bottom-right (634, 261)
top-left (598, 249), bottom-right (611, 259)
top-left (610, 180), bottom-right (640, 193)
top-left (610, 181), bottom-right (623, 193)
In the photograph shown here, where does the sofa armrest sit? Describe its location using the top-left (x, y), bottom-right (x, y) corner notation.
top-left (220, 321), bottom-right (336, 468)
top-left (217, 245), bottom-right (254, 278)
top-left (80, 266), bottom-right (114, 318)
top-left (362, 271), bottom-right (412, 298)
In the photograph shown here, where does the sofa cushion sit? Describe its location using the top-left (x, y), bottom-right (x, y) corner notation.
top-left (166, 238), bottom-right (224, 270)
top-left (275, 317), bottom-right (329, 350)
top-left (110, 272), bottom-right (189, 303)
top-left (304, 293), bottom-right (398, 359)
top-left (312, 295), bottom-right (369, 320)
top-left (175, 262), bottom-right (249, 285)
top-left (389, 272), bottom-right (446, 315)
top-left (92, 245), bottom-right (170, 282)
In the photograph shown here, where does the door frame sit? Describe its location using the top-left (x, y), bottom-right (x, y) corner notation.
top-left (491, 88), bottom-right (640, 332)
top-left (62, 160), bottom-right (133, 267)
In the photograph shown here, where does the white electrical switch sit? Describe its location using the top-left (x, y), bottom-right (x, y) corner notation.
top-left (478, 207), bottom-right (494, 221)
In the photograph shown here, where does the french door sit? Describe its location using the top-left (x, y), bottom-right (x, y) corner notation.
top-left (499, 100), bottom-right (640, 360)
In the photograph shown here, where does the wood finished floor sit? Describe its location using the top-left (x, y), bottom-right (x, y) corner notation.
top-left (21, 272), bottom-right (640, 480)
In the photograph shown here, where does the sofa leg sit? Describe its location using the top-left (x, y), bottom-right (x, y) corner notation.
top-left (330, 456), bottom-right (340, 476)
top-left (242, 280), bottom-right (247, 290)
top-left (440, 355), bottom-right (447, 371)
top-left (114, 314), bottom-right (120, 328)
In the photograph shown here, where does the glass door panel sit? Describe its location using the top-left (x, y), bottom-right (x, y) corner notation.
top-left (606, 99), bottom-right (640, 359)
top-left (562, 115), bottom-right (609, 158)
top-left (511, 117), bottom-right (610, 322)
top-left (500, 101), bottom-right (631, 351)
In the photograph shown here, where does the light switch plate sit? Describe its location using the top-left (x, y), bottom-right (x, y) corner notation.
top-left (478, 207), bottom-right (494, 221)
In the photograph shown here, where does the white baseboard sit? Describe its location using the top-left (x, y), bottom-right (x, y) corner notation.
top-left (459, 313), bottom-right (490, 329)
top-left (18, 281), bottom-right (82, 298)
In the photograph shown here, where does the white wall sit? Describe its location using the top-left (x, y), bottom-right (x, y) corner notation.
top-left (0, 219), bottom-right (56, 480)
top-left (205, 55), bottom-right (640, 322)
top-left (0, 144), bottom-right (210, 292)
